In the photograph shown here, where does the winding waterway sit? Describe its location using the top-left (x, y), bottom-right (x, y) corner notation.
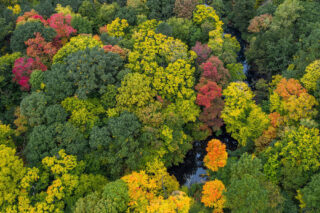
top-left (168, 27), bottom-right (251, 186)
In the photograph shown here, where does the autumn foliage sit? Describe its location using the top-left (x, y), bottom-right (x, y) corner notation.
top-left (195, 56), bottom-right (230, 132)
top-left (25, 33), bottom-right (58, 63)
top-left (196, 80), bottom-right (222, 109)
top-left (201, 180), bottom-right (226, 212)
top-left (47, 13), bottom-right (77, 41)
top-left (204, 139), bottom-right (227, 172)
top-left (103, 45), bottom-right (128, 59)
top-left (201, 56), bottom-right (230, 87)
top-left (192, 42), bottom-right (212, 65)
top-left (174, 0), bottom-right (198, 19)
top-left (274, 78), bottom-right (306, 100)
top-left (12, 57), bottom-right (47, 91)
top-left (16, 9), bottom-right (47, 26)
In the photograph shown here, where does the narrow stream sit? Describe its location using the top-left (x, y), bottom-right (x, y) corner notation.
top-left (168, 27), bottom-right (250, 187)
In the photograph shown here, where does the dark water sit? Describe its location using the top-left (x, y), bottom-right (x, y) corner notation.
top-left (168, 129), bottom-right (238, 187)
top-left (168, 27), bottom-right (250, 186)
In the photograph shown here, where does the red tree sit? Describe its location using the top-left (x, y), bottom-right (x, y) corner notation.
top-left (196, 78), bottom-right (224, 132)
top-left (196, 80), bottom-right (222, 109)
top-left (12, 57), bottom-right (47, 91)
top-left (202, 56), bottom-right (230, 87)
top-left (47, 13), bottom-right (77, 43)
top-left (25, 32), bottom-right (58, 63)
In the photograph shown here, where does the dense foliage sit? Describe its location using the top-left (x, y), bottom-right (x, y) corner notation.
top-left (0, 0), bottom-right (319, 212)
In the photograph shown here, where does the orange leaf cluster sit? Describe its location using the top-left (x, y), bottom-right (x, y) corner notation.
top-left (16, 9), bottom-right (48, 26)
top-left (269, 112), bottom-right (284, 128)
top-left (274, 78), bottom-right (306, 100)
top-left (25, 32), bottom-right (58, 63)
top-left (255, 126), bottom-right (277, 153)
top-left (103, 45), bottom-right (128, 59)
top-left (99, 25), bottom-right (108, 34)
top-left (204, 139), bottom-right (227, 172)
top-left (201, 180), bottom-right (226, 210)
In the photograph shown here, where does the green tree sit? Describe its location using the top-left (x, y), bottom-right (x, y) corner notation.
top-left (71, 14), bottom-right (93, 34)
top-left (20, 92), bottom-right (48, 127)
top-left (224, 153), bottom-right (284, 212)
top-left (298, 173), bottom-right (320, 212)
top-left (43, 63), bottom-right (75, 103)
top-left (0, 52), bottom-right (22, 123)
top-left (25, 122), bottom-right (87, 166)
top-left (64, 47), bottom-right (123, 99)
top-left (88, 111), bottom-right (144, 177)
top-left (147, 0), bottom-right (175, 20)
top-left (10, 21), bottom-right (56, 52)
top-left (73, 192), bottom-right (107, 213)
top-left (103, 180), bottom-right (129, 212)
top-left (229, 0), bottom-right (256, 34)
top-left (44, 104), bottom-right (68, 124)
top-left (115, 6), bottom-right (137, 25)
top-left (263, 126), bottom-right (320, 192)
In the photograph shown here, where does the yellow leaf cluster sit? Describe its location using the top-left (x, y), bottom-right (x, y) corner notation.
top-left (222, 82), bottom-right (270, 146)
top-left (7, 4), bottom-right (21, 14)
top-left (107, 18), bottom-right (129, 37)
top-left (53, 35), bottom-right (103, 64)
top-left (301, 60), bottom-right (320, 92)
top-left (122, 160), bottom-right (181, 212)
top-left (147, 191), bottom-right (191, 213)
top-left (192, 5), bottom-right (224, 54)
top-left (55, 4), bottom-right (74, 15)
top-left (42, 150), bottom-right (77, 175)
top-left (61, 97), bottom-right (106, 133)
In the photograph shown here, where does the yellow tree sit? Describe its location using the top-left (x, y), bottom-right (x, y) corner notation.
top-left (121, 159), bottom-right (181, 212)
top-left (221, 82), bottom-right (269, 146)
top-left (301, 60), bottom-right (320, 92)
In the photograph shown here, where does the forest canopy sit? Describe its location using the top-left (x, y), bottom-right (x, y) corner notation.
top-left (0, 0), bottom-right (320, 212)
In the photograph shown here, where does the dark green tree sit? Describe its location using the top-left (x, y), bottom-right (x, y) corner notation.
top-left (115, 6), bottom-right (137, 25)
top-left (71, 14), bottom-right (93, 34)
top-left (0, 52), bottom-right (22, 123)
top-left (25, 122), bottom-right (87, 165)
top-left (20, 92), bottom-right (48, 127)
top-left (88, 111), bottom-right (144, 178)
top-left (43, 63), bottom-right (75, 103)
top-left (229, 0), bottom-right (255, 35)
top-left (44, 104), bottom-right (68, 124)
top-left (10, 21), bottom-right (56, 52)
top-left (64, 47), bottom-right (123, 99)
top-left (146, 0), bottom-right (175, 20)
